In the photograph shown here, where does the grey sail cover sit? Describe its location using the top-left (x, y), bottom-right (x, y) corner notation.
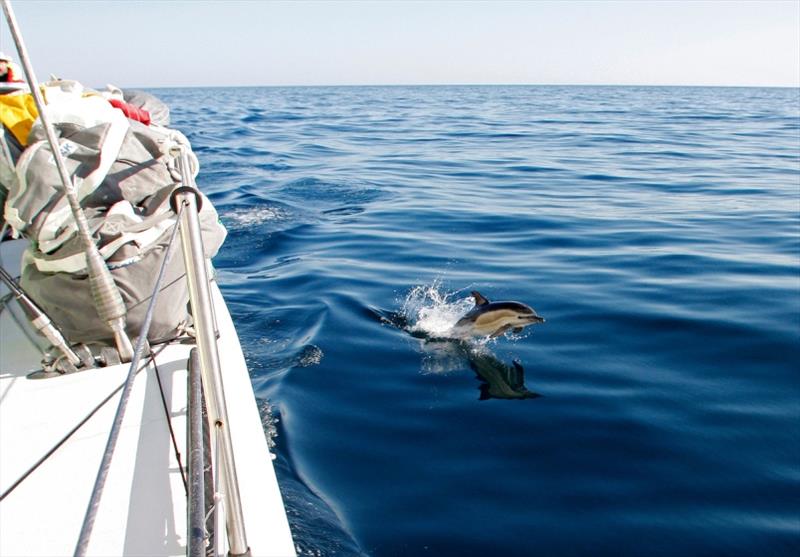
top-left (2, 83), bottom-right (226, 344)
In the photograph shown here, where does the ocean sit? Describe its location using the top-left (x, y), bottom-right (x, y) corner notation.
top-left (154, 85), bottom-right (800, 557)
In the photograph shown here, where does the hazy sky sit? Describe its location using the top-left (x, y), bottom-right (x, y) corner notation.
top-left (3, 0), bottom-right (799, 88)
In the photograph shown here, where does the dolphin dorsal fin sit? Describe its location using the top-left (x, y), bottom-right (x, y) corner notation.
top-left (471, 291), bottom-right (490, 306)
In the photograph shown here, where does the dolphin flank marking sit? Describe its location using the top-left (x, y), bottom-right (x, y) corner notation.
top-left (450, 291), bottom-right (545, 339)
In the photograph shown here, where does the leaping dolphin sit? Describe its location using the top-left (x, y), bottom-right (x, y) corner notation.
top-left (450, 291), bottom-right (544, 339)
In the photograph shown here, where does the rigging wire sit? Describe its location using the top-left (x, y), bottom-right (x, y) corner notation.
top-left (1, 0), bottom-right (134, 362)
top-left (74, 206), bottom-right (184, 557)
top-left (0, 344), bottom-right (169, 503)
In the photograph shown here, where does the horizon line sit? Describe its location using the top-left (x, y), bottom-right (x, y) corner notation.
top-left (139, 82), bottom-right (800, 90)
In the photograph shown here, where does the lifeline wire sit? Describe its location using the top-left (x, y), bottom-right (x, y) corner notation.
top-left (74, 206), bottom-right (184, 557)
top-left (0, 344), bottom-right (168, 503)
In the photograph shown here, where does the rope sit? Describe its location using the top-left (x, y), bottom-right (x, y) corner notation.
top-left (74, 207), bottom-right (183, 557)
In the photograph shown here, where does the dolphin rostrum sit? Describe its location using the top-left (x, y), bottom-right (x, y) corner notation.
top-left (450, 291), bottom-right (544, 339)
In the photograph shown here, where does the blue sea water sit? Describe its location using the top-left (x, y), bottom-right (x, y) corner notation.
top-left (154, 85), bottom-right (800, 556)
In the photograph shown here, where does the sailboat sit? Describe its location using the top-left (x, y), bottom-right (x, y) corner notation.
top-left (0, 1), bottom-right (296, 555)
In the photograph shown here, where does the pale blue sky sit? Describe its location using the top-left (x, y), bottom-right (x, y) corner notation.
top-left (4, 0), bottom-right (799, 88)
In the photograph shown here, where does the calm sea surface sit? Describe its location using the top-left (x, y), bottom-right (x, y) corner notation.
top-left (154, 85), bottom-right (800, 556)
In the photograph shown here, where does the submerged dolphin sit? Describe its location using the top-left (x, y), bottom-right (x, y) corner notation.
top-left (450, 291), bottom-right (544, 339)
top-left (470, 356), bottom-right (540, 400)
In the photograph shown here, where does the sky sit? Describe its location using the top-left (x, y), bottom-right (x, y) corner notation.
top-left (3, 0), bottom-right (799, 89)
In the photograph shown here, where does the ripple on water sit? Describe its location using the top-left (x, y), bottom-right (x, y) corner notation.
top-left (154, 85), bottom-right (800, 557)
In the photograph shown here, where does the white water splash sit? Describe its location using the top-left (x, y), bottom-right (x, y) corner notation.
top-left (398, 282), bottom-right (507, 374)
top-left (400, 281), bottom-right (475, 339)
top-left (225, 206), bottom-right (288, 227)
top-left (257, 399), bottom-right (279, 450)
top-left (297, 345), bottom-right (323, 367)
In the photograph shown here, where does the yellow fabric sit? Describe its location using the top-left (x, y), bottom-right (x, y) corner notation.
top-left (0, 93), bottom-right (38, 146)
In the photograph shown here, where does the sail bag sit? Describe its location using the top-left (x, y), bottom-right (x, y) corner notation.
top-left (0, 81), bottom-right (226, 344)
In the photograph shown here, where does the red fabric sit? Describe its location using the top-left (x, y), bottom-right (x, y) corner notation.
top-left (108, 98), bottom-right (151, 125)
top-left (1, 66), bottom-right (23, 83)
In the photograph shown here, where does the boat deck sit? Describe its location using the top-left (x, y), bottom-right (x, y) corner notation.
top-left (0, 239), bottom-right (296, 556)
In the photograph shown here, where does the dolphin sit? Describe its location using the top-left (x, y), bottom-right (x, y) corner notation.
top-left (450, 291), bottom-right (544, 339)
